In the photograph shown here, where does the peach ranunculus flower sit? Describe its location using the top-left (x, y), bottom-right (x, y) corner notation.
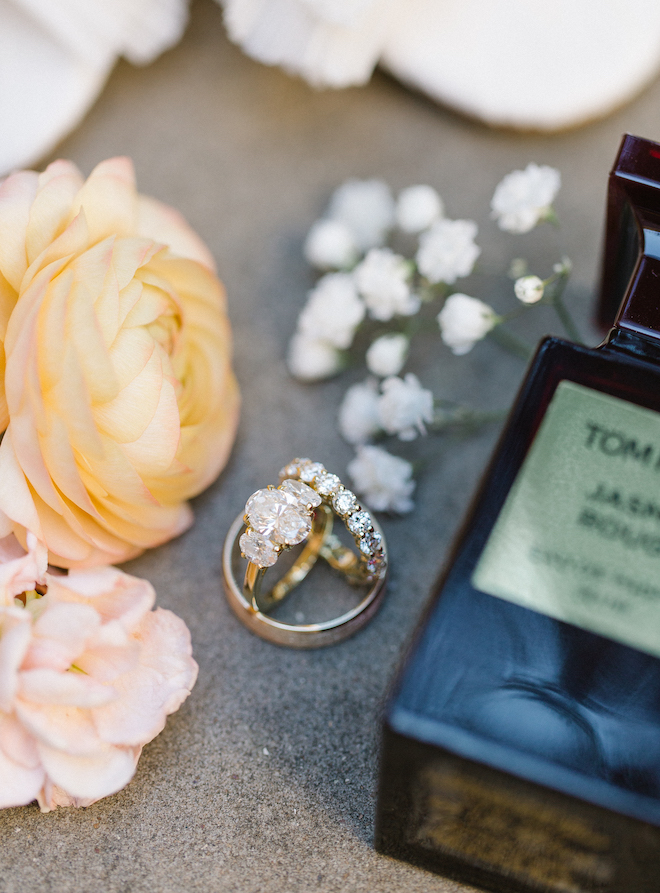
top-left (0, 534), bottom-right (198, 812)
top-left (0, 157), bottom-right (239, 567)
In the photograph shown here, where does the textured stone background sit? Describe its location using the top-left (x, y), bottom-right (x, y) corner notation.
top-left (2, 2), bottom-right (660, 891)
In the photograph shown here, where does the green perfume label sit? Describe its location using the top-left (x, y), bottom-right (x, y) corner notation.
top-left (472, 380), bottom-right (660, 658)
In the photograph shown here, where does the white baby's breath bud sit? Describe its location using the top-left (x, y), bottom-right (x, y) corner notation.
top-left (395, 185), bottom-right (444, 233)
top-left (347, 445), bottom-right (415, 514)
top-left (327, 178), bottom-right (395, 251)
top-left (287, 333), bottom-right (342, 381)
top-left (304, 218), bottom-right (358, 270)
top-left (514, 275), bottom-right (545, 304)
top-left (491, 163), bottom-right (561, 234)
top-left (377, 373), bottom-right (434, 441)
top-left (416, 218), bottom-right (481, 285)
top-left (355, 248), bottom-right (419, 321)
top-left (298, 272), bottom-right (365, 349)
top-left (338, 378), bottom-right (381, 444)
top-left (437, 293), bottom-right (497, 355)
top-left (366, 333), bottom-right (409, 377)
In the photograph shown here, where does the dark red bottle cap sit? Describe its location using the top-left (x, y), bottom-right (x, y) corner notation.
top-left (599, 134), bottom-right (660, 337)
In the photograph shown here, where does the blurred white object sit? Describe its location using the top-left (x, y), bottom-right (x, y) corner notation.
top-left (223, 0), bottom-right (400, 87)
top-left (366, 333), bottom-right (409, 377)
top-left (491, 163), bottom-right (561, 234)
top-left (437, 293), bottom-right (497, 355)
top-left (303, 218), bottom-right (358, 269)
top-left (347, 444), bottom-right (415, 513)
top-left (338, 378), bottom-right (381, 443)
top-left (221, 0), bottom-right (660, 131)
top-left (326, 177), bottom-right (395, 251)
top-left (395, 184), bottom-right (443, 234)
top-left (354, 248), bottom-right (418, 320)
top-left (0, 0), bottom-right (188, 175)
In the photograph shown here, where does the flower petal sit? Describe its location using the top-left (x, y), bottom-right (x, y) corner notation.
top-left (0, 712), bottom-right (40, 769)
top-left (93, 608), bottom-right (197, 746)
top-left (0, 170), bottom-right (39, 290)
top-left (24, 602), bottom-right (100, 672)
top-left (19, 668), bottom-right (116, 708)
top-left (120, 372), bottom-right (180, 474)
top-left (14, 698), bottom-right (101, 754)
top-left (25, 164), bottom-right (84, 266)
top-left (136, 194), bottom-right (216, 270)
top-left (0, 734), bottom-right (44, 809)
top-left (70, 157), bottom-right (138, 244)
top-left (51, 568), bottom-right (155, 628)
top-left (0, 533), bottom-right (46, 605)
top-left (37, 739), bottom-right (138, 801)
top-left (0, 608), bottom-right (32, 711)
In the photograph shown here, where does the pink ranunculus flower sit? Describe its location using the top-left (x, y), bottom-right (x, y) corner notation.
top-left (0, 536), bottom-right (198, 812)
top-left (0, 156), bottom-right (240, 568)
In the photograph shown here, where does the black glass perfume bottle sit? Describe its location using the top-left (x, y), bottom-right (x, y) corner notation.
top-left (376, 134), bottom-right (660, 893)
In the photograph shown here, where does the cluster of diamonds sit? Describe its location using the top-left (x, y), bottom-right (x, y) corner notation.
top-left (278, 458), bottom-right (386, 579)
top-left (239, 478), bottom-right (322, 569)
top-left (239, 459), bottom-right (387, 577)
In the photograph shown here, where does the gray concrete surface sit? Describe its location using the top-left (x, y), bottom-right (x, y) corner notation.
top-left (2, 2), bottom-right (660, 890)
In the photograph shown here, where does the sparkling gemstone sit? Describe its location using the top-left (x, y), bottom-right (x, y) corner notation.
top-left (280, 479), bottom-right (322, 507)
top-left (358, 533), bottom-right (381, 556)
top-left (246, 487), bottom-right (312, 544)
top-left (245, 488), bottom-right (286, 531)
top-left (279, 457), bottom-right (310, 480)
top-left (332, 489), bottom-right (358, 516)
top-left (240, 530), bottom-right (278, 567)
top-left (366, 531), bottom-right (382, 552)
top-left (347, 510), bottom-right (372, 537)
top-left (299, 461), bottom-right (325, 483)
top-left (274, 507), bottom-right (312, 545)
top-left (366, 555), bottom-right (384, 575)
top-left (314, 472), bottom-right (341, 497)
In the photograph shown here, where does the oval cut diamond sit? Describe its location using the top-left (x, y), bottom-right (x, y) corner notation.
top-left (245, 488), bottom-right (290, 535)
top-left (245, 486), bottom-right (313, 546)
top-left (274, 507), bottom-right (312, 545)
top-left (240, 530), bottom-right (278, 567)
top-left (280, 479), bottom-right (322, 507)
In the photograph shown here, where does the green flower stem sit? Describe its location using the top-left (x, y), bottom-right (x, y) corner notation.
top-left (552, 290), bottom-right (583, 344)
top-left (498, 303), bottom-right (535, 324)
top-left (542, 207), bottom-right (560, 227)
top-left (487, 324), bottom-right (534, 362)
top-left (545, 268), bottom-right (583, 344)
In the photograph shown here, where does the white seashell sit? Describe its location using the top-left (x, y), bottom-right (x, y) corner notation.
top-left (0, 0), bottom-right (189, 176)
top-left (380, 0), bottom-right (660, 131)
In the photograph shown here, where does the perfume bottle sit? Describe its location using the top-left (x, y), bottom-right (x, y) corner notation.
top-left (376, 134), bottom-right (660, 893)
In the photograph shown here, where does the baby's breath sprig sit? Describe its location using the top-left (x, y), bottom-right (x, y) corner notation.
top-left (289, 163), bottom-right (576, 514)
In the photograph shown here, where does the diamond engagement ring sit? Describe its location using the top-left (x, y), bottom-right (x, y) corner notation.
top-left (222, 458), bottom-right (388, 648)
